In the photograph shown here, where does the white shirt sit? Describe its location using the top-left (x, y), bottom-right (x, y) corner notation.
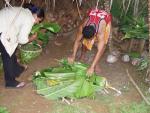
top-left (0, 7), bottom-right (35, 56)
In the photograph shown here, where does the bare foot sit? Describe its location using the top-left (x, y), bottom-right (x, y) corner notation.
top-left (95, 65), bottom-right (101, 74)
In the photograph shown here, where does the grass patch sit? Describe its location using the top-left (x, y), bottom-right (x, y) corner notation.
top-left (109, 102), bottom-right (150, 113)
top-left (0, 106), bottom-right (9, 113)
top-left (51, 101), bottom-right (96, 113)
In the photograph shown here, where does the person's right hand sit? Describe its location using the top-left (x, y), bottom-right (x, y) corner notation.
top-left (67, 55), bottom-right (75, 64)
top-left (32, 32), bottom-right (37, 40)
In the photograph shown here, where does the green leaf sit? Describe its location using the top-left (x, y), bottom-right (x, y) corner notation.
top-left (31, 24), bottom-right (43, 34)
top-left (42, 23), bottom-right (61, 33)
top-left (32, 59), bottom-right (107, 100)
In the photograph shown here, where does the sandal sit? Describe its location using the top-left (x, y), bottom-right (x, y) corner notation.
top-left (6, 82), bottom-right (26, 88)
top-left (16, 82), bottom-right (26, 88)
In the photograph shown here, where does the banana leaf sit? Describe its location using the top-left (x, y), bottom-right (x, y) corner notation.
top-left (42, 23), bottom-right (61, 33)
top-left (42, 80), bottom-right (81, 100)
top-left (31, 22), bottom-right (61, 34)
top-left (75, 77), bottom-right (95, 98)
top-left (33, 59), bottom-right (107, 100)
top-left (31, 24), bottom-right (43, 34)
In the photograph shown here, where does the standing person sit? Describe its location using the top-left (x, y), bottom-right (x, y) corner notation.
top-left (68, 8), bottom-right (112, 76)
top-left (0, 3), bottom-right (44, 88)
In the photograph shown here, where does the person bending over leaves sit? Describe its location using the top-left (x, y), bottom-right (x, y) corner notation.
top-left (68, 8), bottom-right (112, 76)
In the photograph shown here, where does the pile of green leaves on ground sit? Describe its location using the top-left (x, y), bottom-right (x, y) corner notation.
top-left (32, 59), bottom-right (106, 100)
top-left (0, 106), bottom-right (9, 113)
top-left (31, 22), bottom-right (61, 48)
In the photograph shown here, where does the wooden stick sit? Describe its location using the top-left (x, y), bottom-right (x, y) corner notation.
top-left (75, 0), bottom-right (82, 20)
top-left (126, 69), bottom-right (150, 105)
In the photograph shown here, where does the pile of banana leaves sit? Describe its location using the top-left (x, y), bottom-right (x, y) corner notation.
top-left (31, 22), bottom-right (61, 48)
top-left (33, 59), bottom-right (107, 100)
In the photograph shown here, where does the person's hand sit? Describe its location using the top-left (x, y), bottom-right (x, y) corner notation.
top-left (67, 55), bottom-right (75, 64)
top-left (32, 32), bottom-right (37, 40)
top-left (36, 39), bottom-right (43, 46)
top-left (86, 66), bottom-right (94, 77)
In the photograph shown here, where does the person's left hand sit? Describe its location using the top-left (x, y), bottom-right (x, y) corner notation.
top-left (86, 66), bottom-right (94, 76)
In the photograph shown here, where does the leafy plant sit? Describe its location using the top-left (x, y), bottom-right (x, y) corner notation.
top-left (121, 17), bottom-right (148, 40)
top-left (138, 58), bottom-right (149, 71)
top-left (31, 22), bottom-right (61, 48)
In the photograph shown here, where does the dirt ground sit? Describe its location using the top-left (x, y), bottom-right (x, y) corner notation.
top-left (1, 30), bottom-right (148, 113)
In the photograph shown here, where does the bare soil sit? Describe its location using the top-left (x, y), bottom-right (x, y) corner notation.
top-left (0, 30), bottom-right (145, 113)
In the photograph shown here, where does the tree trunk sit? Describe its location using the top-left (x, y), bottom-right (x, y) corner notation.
top-left (104, 0), bottom-right (113, 53)
top-left (147, 0), bottom-right (150, 80)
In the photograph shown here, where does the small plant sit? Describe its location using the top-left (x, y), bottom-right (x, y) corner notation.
top-left (138, 58), bottom-right (149, 71)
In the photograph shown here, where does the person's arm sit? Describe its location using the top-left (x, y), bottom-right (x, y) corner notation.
top-left (68, 25), bottom-right (83, 63)
top-left (87, 20), bottom-right (106, 75)
top-left (17, 19), bottom-right (35, 44)
top-left (28, 33), bottom-right (37, 43)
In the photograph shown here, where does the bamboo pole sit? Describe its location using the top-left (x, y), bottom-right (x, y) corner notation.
top-left (126, 69), bottom-right (150, 105)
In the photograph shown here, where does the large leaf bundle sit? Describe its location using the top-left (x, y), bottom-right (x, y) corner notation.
top-left (31, 22), bottom-right (61, 48)
top-left (33, 59), bottom-right (106, 100)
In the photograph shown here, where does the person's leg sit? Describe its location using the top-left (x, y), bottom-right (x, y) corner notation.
top-left (0, 41), bottom-right (24, 87)
top-left (11, 50), bottom-right (25, 77)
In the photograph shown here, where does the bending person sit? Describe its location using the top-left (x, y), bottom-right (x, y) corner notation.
top-left (0, 3), bottom-right (44, 88)
top-left (68, 8), bottom-right (112, 76)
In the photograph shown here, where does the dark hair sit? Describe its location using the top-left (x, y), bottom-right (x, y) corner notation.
top-left (82, 25), bottom-right (96, 39)
top-left (23, 3), bottom-right (44, 19)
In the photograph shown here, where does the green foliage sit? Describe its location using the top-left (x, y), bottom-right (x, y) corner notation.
top-left (31, 22), bottom-right (61, 48)
top-left (109, 102), bottom-right (150, 113)
top-left (121, 17), bottom-right (148, 40)
top-left (0, 106), bottom-right (9, 113)
top-left (31, 22), bottom-right (61, 34)
top-left (33, 59), bottom-right (106, 100)
top-left (138, 58), bottom-right (149, 71)
top-left (51, 102), bottom-right (95, 113)
top-left (119, 102), bottom-right (150, 113)
top-left (128, 52), bottom-right (140, 59)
